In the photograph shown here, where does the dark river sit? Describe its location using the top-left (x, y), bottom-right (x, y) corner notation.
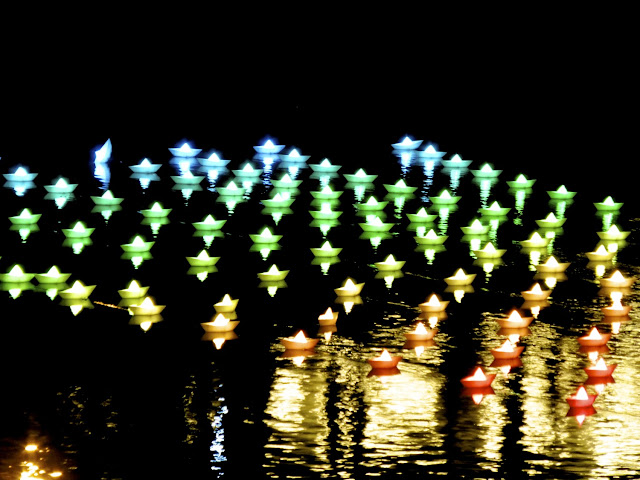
top-left (0, 131), bottom-right (638, 479)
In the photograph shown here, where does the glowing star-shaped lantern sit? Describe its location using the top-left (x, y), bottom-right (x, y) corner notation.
top-left (374, 254), bottom-right (406, 272)
top-left (311, 241), bottom-right (342, 257)
top-left (497, 309), bottom-right (534, 329)
top-left (600, 270), bottom-right (635, 288)
top-left (213, 294), bottom-right (239, 314)
top-left (318, 307), bottom-right (339, 326)
top-left (254, 138), bottom-right (284, 154)
top-left (250, 227), bottom-right (282, 244)
top-left (169, 142), bottom-right (202, 158)
top-left (59, 280), bottom-right (96, 300)
top-left (584, 357), bottom-right (617, 378)
top-left (547, 184), bottom-right (576, 200)
top-left (201, 313), bottom-right (239, 333)
top-left (62, 221), bottom-right (95, 239)
top-left (506, 173), bottom-right (536, 189)
top-left (444, 268), bottom-right (476, 286)
top-left (367, 349), bottom-right (402, 370)
top-left (44, 177), bottom-right (77, 194)
top-left (419, 294), bottom-right (449, 313)
top-left (520, 231), bottom-right (550, 248)
top-left (535, 256), bottom-right (570, 273)
top-left (472, 242), bottom-right (506, 259)
top-left (594, 196), bottom-right (623, 212)
top-left (414, 228), bottom-right (448, 246)
top-left (34, 266), bottom-right (71, 284)
top-left (121, 235), bottom-right (154, 253)
top-left (130, 158), bottom-right (161, 174)
top-left (280, 330), bottom-right (319, 350)
top-left (491, 339), bottom-right (524, 359)
top-left (577, 327), bottom-right (610, 347)
top-left (118, 279), bottom-right (150, 299)
top-left (383, 179), bottom-right (417, 194)
top-left (460, 218), bottom-right (489, 236)
top-left (480, 201), bottom-right (511, 217)
top-left (471, 163), bottom-right (502, 178)
top-left (186, 249), bottom-right (220, 267)
top-left (566, 386), bottom-right (597, 408)
top-left (334, 277), bottom-right (364, 297)
top-left (429, 189), bottom-right (461, 206)
top-left (597, 224), bottom-right (630, 241)
top-left (257, 264), bottom-right (289, 282)
top-left (391, 135), bottom-right (422, 151)
top-left (406, 207), bottom-right (437, 224)
top-left (521, 283), bottom-right (551, 301)
top-left (460, 366), bottom-right (496, 388)
top-left (129, 296), bottom-right (165, 316)
top-left (0, 264), bottom-right (34, 283)
top-left (404, 322), bottom-right (437, 341)
top-left (343, 168), bottom-right (378, 183)
top-left (8, 208), bottom-right (42, 225)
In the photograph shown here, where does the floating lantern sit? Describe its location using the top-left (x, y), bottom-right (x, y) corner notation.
top-left (404, 322), bottom-right (437, 341)
top-left (597, 224), bottom-right (630, 241)
top-left (497, 310), bottom-right (533, 329)
top-left (547, 185), bottom-right (576, 200)
top-left (35, 266), bottom-right (71, 284)
top-left (192, 214), bottom-right (227, 231)
top-left (214, 294), bottom-right (239, 313)
top-left (171, 169), bottom-right (205, 185)
top-left (535, 212), bottom-right (566, 229)
top-left (506, 173), bottom-right (536, 189)
top-left (169, 142), bottom-right (202, 158)
top-left (479, 201), bottom-right (510, 216)
top-left (310, 185), bottom-right (343, 201)
top-left (392, 135), bottom-right (422, 150)
top-left (59, 280), bottom-right (96, 300)
top-left (472, 242), bottom-right (506, 259)
top-left (535, 256), bottom-right (570, 273)
top-left (280, 330), bottom-right (318, 350)
top-left (521, 283), bottom-right (551, 301)
top-left (141, 202), bottom-right (171, 218)
top-left (429, 189), bottom-right (460, 205)
top-left (460, 218), bottom-right (490, 235)
top-left (254, 138), bottom-right (285, 154)
top-left (9, 208), bottom-right (41, 225)
top-left (129, 296), bottom-right (165, 316)
top-left (198, 151), bottom-right (231, 168)
top-left (130, 158), bottom-right (161, 174)
top-left (250, 227), bottom-right (282, 244)
top-left (585, 244), bottom-right (615, 262)
top-left (368, 349), bottom-right (403, 372)
top-left (258, 264), bottom-right (289, 282)
top-left (444, 268), bottom-right (476, 286)
top-left (418, 294), bottom-right (449, 313)
top-left (318, 307), bottom-right (339, 326)
top-left (374, 254), bottom-right (405, 272)
top-left (232, 162), bottom-right (263, 178)
top-left (441, 153), bottom-right (471, 169)
top-left (594, 196), bottom-right (623, 212)
top-left (309, 202), bottom-right (342, 220)
top-left (121, 235), bottom-right (154, 253)
top-left (460, 366), bottom-right (496, 388)
top-left (414, 228), bottom-right (448, 246)
top-left (356, 196), bottom-right (389, 213)
top-left (600, 270), bottom-right (635, 288)
top-left (201, 313), bottom-right (239, 333)
top-left (262, 191), bottom-right (295, 209)
top-left (471, 163), bottom-right (502, 178)
top-left (417, 143), bottom-right (446, 160)
top-left (343, 168), bottom-right (378, 183)
top-left (491, 339), bottom-right (524, 359)
top-left (44, 177), bottom-right (77, 194)
top-left (310, 241), bottom-right (342, 257)
top-left (359, 216), bottom-right (394, 233)
top-left (383, 179), bottom-right (417, 194)
top-left (520, 231), bottom-right (551, 248)
top-left (278, 147), bottom-right (310, 162)
top-left (186, 250), bottom-right (220, 267)
top-left (118, 279), bottom-right (150, 299)
top-left (334, 277), bottom-right (364, 297)
top-left (90, 190), bottom-right (124, 206)
top-left (566, 386), bottom-right (597, 408)
top-left (216, 180), bottom-right (246, 196)
top-left (0, 264), bottom-right (34, 283)
top-left (406, 207), bottom-right (437, 224)
top-left (4, 166), bottom-right (38, 182)
top-left (601, 296), bottom-right (631, 316)
top-left (577, 327), bottom-right (610, 347)
top-left (62, 221), bottom-right (95, 239)
top-left (271, 172), bottom-right (303, 189)
top-left (309, 158), bottom-right (341, 173)
top-left (584, 357), bottom-right (617, 377)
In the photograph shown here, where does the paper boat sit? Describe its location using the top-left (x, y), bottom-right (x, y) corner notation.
top-left (367, 349), bottom-right (402, 369)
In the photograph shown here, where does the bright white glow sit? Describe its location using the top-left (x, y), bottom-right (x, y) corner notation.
top-left (375, 349), bottom-right (393, 361)
top-left (94, 138), bottom-right (112, 163)
top-left (467, 367), bottom-right (487, 381)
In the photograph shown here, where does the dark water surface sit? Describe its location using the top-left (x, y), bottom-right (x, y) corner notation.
top-left (0, 133), bottom-right (639, 479)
